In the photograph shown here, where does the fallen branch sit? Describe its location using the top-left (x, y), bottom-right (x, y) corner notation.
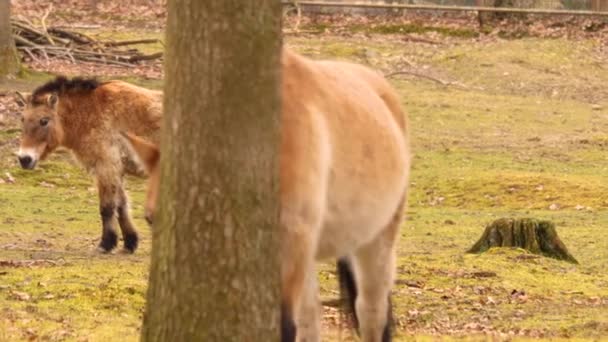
top-left (40, 4), bottom-right (55, 46)
top-left (128, 52), bottom-right (164, 63)
top-left (48, 28), bottom-right (96, 45)
top-left (402, 35), bottom-right (441, 45)
top-left (104, 38), bottom-right (161, 47)
top-left (11, 18), bottom-right (163, 66)
top-left (321, 298), bottom-right (342, 308)
top-left (385, 70), bottom-right (451, 86)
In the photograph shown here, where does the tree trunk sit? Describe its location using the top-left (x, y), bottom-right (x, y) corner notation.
top-left (0, 0), bottom-right (20, 77)
top-left (592, 0), bottom-right (608, 11)
top-left (141, 1), bottom-right (282, 341)
top-left (468, 218), bottom-right (578, 264)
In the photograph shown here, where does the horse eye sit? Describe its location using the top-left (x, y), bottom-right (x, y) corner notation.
top-left (40, 117), bottom-right (50, 126)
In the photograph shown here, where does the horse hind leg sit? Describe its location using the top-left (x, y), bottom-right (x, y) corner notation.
top-left (281, 229), bottom-right (320, 342)
top-left (350, 202), bottom-right (404, 342)
top-left (116, 185), bottom-right (139, 253)
top-left (280, 205), bottom-right (322, 342)
top-left (295, 265), bottom-right (321, 342)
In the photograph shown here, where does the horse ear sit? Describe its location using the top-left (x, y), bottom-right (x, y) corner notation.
top-left (121, 132), bottom-right (160, 171)
top-left (47, 93), bottom-right (58, 108)
top-left (15, 91), bottom-right (31, 107)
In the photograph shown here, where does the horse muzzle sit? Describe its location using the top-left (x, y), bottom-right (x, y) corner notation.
top-left (18, 154), bottom-right (37, 170)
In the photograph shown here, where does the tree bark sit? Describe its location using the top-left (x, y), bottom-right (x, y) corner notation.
top-left (592, 0), bottom-right (608, 11)
top-left (142, 1), bottom-right (282, 341)
top-left (0, 0), bottom-right (20, 77)
top-left (468, 218), bottom-right (578, 264)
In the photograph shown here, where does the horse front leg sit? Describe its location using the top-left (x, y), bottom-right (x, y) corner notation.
top-left (97, 180), bottom-right (118, 253)
top-left (95, 164), bottom-right (122, 253)
top-left (351, 200), bottom-right (404, 342)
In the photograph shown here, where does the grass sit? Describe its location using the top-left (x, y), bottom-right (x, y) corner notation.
top-left (1, 31), bottom-right (608, 341)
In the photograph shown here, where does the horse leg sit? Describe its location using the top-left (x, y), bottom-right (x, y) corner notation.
top-left (295, 265), bottom-right (321, 342)
top-left (351, 203), bottom-right (403, 342)
top-left (97, 178), bottom-right (119, 253)
top-left (116, 184), bottom-right (139, 253)
top-left (280, 208), bottom-right (321, 342)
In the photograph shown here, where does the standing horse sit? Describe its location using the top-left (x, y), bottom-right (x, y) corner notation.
top-left (16, 76), bottom-right (162, 253)
top-left (124, 49), bottom-right (410, 342)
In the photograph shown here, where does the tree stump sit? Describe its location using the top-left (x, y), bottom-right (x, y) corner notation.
top-left (467, 218), bottom-right (578, 264)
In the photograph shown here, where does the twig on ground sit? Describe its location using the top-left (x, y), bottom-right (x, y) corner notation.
top-left (21, 48), bottom-right (40, 63)
top-left (104, 38), bottom-right (161, 47)
top-left (321, 298), bottom-right (342, 308)
top-left (402, 35), bottom-right (441, 45)
top-left (40, 4), bottom-right (55, 45)
top-left (385, 70), bottom-right (451, 86)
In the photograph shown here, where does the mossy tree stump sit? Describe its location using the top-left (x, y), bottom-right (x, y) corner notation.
top-left (468, 218), bottom-right (578, 264)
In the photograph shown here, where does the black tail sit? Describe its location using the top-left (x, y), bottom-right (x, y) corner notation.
top-left (337, 258), bottom-right (393, 342)
top-left (281, 302), bottom-right (296, 342)
top-left (337, 258), bottom-right (359, 327)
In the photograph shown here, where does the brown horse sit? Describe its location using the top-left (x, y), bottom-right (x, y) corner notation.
top-left (16, 76), bottom-right (162, 253)
top-left (124, 49), bottom-right (410, 342)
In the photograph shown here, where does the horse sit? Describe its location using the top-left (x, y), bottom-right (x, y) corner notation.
top-left (124, 48), bottom-right (411, 342)
top-left (16, 76), bottom-right (163, 253)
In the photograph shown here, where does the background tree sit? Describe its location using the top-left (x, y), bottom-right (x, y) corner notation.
top-left (591, 0), bottom-right (608, 11)
top-left (142, 1), bottom-right (282, 341)
top-left (0, 0), bottom-right (20, 77)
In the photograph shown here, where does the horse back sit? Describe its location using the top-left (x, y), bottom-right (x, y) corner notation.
top-left (96, 81), bottom-right (163, 144)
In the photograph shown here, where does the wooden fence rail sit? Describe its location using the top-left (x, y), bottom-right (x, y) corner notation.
top-left (281, 1), bottom-right (608, 16)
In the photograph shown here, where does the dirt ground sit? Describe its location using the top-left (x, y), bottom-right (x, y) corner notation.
top-left (1, 1), bottom-right (608, 341)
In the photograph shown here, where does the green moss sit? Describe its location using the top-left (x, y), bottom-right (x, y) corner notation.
top-left (111, 76), bottom-right (163, 90)
top-left (351, 24), bottom-right (479, 38)
top-left (16, 68), bottom-right (54, 82)
top-left (300, 23), bottom-right (330, 33)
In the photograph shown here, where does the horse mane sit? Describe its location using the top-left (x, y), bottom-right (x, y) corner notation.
top-left (32, 76), bottom-right (100, 104)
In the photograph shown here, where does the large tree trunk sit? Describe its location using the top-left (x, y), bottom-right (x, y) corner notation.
top-left (141, 1), bottom-right (282, 341)
top-left (0, 0), bottom-right (20, 77)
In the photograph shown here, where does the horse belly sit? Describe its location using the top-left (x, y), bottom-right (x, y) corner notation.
top-left (315, 114), bottom-right (409, 260)
top-left (315, 173), bottom-right (406, 260)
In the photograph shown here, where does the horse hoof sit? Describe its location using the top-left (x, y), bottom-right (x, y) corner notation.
top-left (96, 246), bottom-right (112, 254)
top-left (118, 247), bottom-right (135, 255)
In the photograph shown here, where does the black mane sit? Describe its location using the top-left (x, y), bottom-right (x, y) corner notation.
top-left (32, 76), bottom-right (100, 103)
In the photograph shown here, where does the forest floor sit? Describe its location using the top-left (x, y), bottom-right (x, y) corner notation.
top-left (1, 2), bottom-right (608, 341)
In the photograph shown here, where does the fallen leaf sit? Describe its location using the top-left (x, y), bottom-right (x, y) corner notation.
top-left (4, 172), bottom-right (15, 183)
top-left (511, 289), bottom-right (528, 303)
top-left (10, 290), bottom-right (31, 301)
top-left (39, 181), bottom-right (55, 188)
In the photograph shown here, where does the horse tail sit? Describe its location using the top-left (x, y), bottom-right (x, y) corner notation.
top-left (337, 258), bottom-right (359, 327)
